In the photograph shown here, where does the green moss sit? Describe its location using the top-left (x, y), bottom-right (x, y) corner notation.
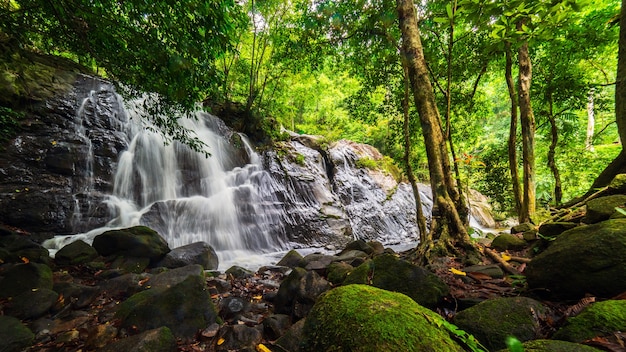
top-left (355, 156), bottom-right (378, 169)
top-left (495, 339), bottom-right (603, 352)
top-left (300, 285), bottom-right (465, 352)
top-left (553, 300), bottom-right (626, 343)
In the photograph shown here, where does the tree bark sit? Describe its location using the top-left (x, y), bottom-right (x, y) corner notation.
top-left (396, 0), bottom-right (473, 260)
top-left (517, 28), bottom-right (536, 223)
top-left (547, 94), bottom-right (563, 205)
top-left (504, 42), bottom-right (523, 221)
top-left (586, 88), bottom-right (595, 151)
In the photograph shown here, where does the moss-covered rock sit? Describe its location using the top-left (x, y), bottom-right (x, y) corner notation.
top-left (608, 173), bottom-right (626, 193)
top-left (54, 240), bottom-right (99, 265)
top-left (490, 233), bottom-right (527, 251)
top-left (5, 288), bottom-right (58, 319)
top-left (0, 262), bottom-right (53, 298)
top-left (327, 261), bottom-right (353, 285)
top-left (276, 249), bottom-right (304, 268)
top-left (552, 300), bottom-right (626, 343)
top-left (92, 226), bottom-right (170, 262)
top-left (526, 219), bottom-right (626, 299)
top-left (115, 274), bottom-right (218, 340)
top-left (496, 339), bottom-right (602, 352)
top-left (300, 285), bottom-right (465, 352)
top-left (0, 315), bottom-right (35, 352)
top-left (511, 222), bottom-right (536, 234)
top-left (99, 326), bottom-right (177, 352)
top-left (343, 253), bottom-right (449, 308)
top-left (538, 222), bottom-right (577, 237)
top-left (583, 195), bottom-right (626, 224)
top-left (453, 296), bottom-right (548, 351)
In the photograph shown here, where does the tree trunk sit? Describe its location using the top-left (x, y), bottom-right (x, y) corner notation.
top-left (586, 88), bottom-right (595, 151)
top-left (505, 42), bottom-right (523, 221)
top-left (517, 27), bottom-right (536, 223)
top-left (547, 94), bottom-right (563, 205)
top-left (396, 0), bottom-right (474, 262)
top-left (402, 62), bottom-right (428, 241)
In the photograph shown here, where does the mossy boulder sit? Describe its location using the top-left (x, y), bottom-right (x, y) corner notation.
top-left (92, 226), bottom-right (170, 262)
top-left (490, 233), bottom-right (527, 251)
top-left (538, 222), bottom-right (577, 237)
top-left (54, 240), bottom-right (99, 265)
top-left (0, 316), bottom-right (35, 352)
top-left (552, 300), bottom-right (626, 343)
top-left (300, 285), bottom-right (465, 352)
top-left (496, 339), bottom-right (602, 352)
top-left (5, 288), bottom-right (59, 319)
top-left (608, 173), bottom-right (626, 193)
top-left (453, 296), bottom-right (548, 351)
top-left (114, 273), bottom-right (218, 340)
top-left (583, 195), bottom-right (626, 224)
top-left (99, 327), bottom-right (177, 352)
top-left (156, 241), bottom-right (218, 270)
top-left (0, 262), bottom-right (53, 298)
top-left (343, 253), bottom-right (449, 308)
top-left (525, 219), bottom-right (626, 299)
top-left (276, 249), bottom-right (304, 268)
top-left (327, 261), bottom-right (353, 285)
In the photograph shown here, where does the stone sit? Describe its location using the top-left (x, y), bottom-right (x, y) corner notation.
top-left (537, 222), bottom-right (577, 237)
top-left (608, 173), bottom-right (626, 193)
top-left (526, 219), bottom-right (626, 299)
top-left (54, 240), bottom-right (99, 265)
top-left (583, 195), bottom-right (626, 224)
top-left (85, 323), bottom-right (118, 350)
top-left (294, 270), bottom-right (332, 318)
top-left (300, 285), bottom-right (464, 352)
top-left (219, 296), bottom-right (249, 322)
top-left (110, 256), bottom-right (150, 273)
top-left (275, 318), bottom-right (306, 352)
top-left (326, 261), bottom-right (353, 285)
top-left (552, 300), bottom-right (626, 343)
top-left (92, 226), bottom-right (170, 262)
top-left (98, 273), bottom-right (150, 298)
top-left (262, 314), bottom-right (291, 341)
top-left (216, 324), bottom-right (262, 352)
top-left (490, 233), bottom-right (527, 251)
top-left (53, 281), bottom-right (99, 308)
top-left (0, 262), bottom-right (53, 298)
top-left (99, 327), bottom-right (177, 352)
top-left (339, 239), bottom-right (374, 255)
top-left (453, 296), bottom-right (548, 351)
top-left (496, 339), bottom-right (604, 352)
top-left (5, 288), bottom-right (58, 319)
top-left (0, 315), bottom-right (35, 352)
top-left (115, 274), bottom-right (218, 340)
top-left (511, 222), bottom-right (535, 234)
top-left (334, 249), bottom-right (368, 263)
top-left (0, 234), bottom-right (51, 264)
top-left (148, 264), bottom-right (204, 290)
top-left (225, 265), bottom-right (254, 279)
top-left (273, 267), bottom-right (307, 315)
top-left (343, 253), bottom-right (449, 308)
top-left (276, 249), bottom-right (304, 268)
top-left (156, 241), bottom-right (218, 270)
top-left (461, 264), bottom-right (504, 279)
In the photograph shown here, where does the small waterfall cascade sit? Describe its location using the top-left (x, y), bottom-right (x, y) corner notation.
top-left (45, 90), bottom-right (288, 265)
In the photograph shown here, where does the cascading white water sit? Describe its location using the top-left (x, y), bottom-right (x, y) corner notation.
top-left (45, 90), bottom-right (288, 267)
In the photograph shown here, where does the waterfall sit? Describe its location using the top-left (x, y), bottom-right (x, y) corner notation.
top-left (45, 89), bottom-right (288, 266)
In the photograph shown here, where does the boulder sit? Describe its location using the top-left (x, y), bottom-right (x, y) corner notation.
top-left (54, 239), bottom-right (99, 265)
top-left (53, 281), bottom-right (99, 308)
top-left (156, 241), bottom-right (218, 270)
top-left (0, 262), bottom-right (53, 298)
top-left (537, 222), bottom-right (577, 238)
top-left (115, 274), bottom-right (218, 340)
top-left (608, 173), bottom-right (626, 193)
top-left (496, 339), bottom-right (603, 352)
top-left (453, 296), bottom-right (548, 351)
top-left (339, 239), bottom-right (374, 255)
top-left (461, 264), bottom-right (504, 279)
top-left (552, 300), bottom-right (626, 343)
top-left (343, 253), bottom-right (449, 308)
top-left (300, 285), bottom-right (465, 352)
top-left (216, 324), bottom-right (262, 352)
top-left (273, 267), bottom-right (307, 315)
top-left (511, 222), bottom-right (535, 234)
top-left (583, 195), bottom-right (626, 224)
top-left (92, 226), bottom-right (170, 262)
top-left (0, 316), bottom-right (35, 352)
top-left (276, 249), bottom-right (304, 268)
top-left (98, 273), bottom-right (150, 298)
top-left (4, 288), bottom-right (58, 319)
top-left (225, 265), bottom-right (254, 279)
top-left (262, 314), bottom-right (292, 341)
top-left (275, 318), bottom-right (306, 352)
top-left (99, 327), bottom-right (177, 352)
top-left (526, 219), bottom-right (626, 299)
top-left (490, 233), bottom-right (527, 251)
top-left (326, 261), bottom-right (353, 285)
top-left (148, 264), bottom-right (205, 290)
top-left (0, 234), bottom-right (51, 264)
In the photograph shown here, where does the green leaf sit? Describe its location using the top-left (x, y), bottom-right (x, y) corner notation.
top-left (446, 3), bottom-right (453, 19)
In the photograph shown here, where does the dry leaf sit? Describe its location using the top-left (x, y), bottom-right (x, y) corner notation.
top-left (217, 337), bottom-right (225, 345)
top-left (449, 268), bottom-right (467, 276)
top-left (256, 344), bottom-right (272, 352)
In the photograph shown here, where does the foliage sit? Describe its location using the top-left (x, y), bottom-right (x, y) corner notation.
top-left (0, 106), bottom-right (22, 142)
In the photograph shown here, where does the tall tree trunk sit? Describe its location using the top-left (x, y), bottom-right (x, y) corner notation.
top-left (402, 62), bottom-right (428, 241)
top-left (396, 0), bottom-right (474, 262)
top-left (517, 27), bottom-right (536, 223)
top-left (586, 88), bottom-right (595, 151)
top-left (505, 42), bottom-right (523, 220)
top-left (547, 94), bottom-right (563, 205)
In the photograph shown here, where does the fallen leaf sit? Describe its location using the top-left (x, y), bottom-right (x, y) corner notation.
top-left (501, 253), bottom-right (511, 262)
top-left (217, 337), bottom-right (225, 345)
top-left (21, 257), bottom-right (30, 263)
top-left (256, 344), bottom-right (272, 352)
top-left (449, 268), bottom-right (466, 276)
top-left (467, 272), bottom-right (492, 281)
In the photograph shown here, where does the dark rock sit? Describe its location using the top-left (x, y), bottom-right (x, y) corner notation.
top-left (273, 267), bottom-right (307, 315)
top-left (339, 239), bottom-right (373, 255)
top-left (0, 234), bottom-right (50, 264)
top-left (538, 222), bottom-right (577, 237)
top-left (552, 300), bottom-right (626, 343)
top-left (219, 296), bottom-right (249, 322)
top-left (275, 318), bottom-right (306, 352)
top-left (98, 273), bottom-right (150, 298)
top-left (216, 324), bottom-right (262, 352)
top-left (511, 222), bottom-right (535, 234)
top-left (262, 314), bottom-right (291, 341)
top-left (453, 296), bottom-right (548, 351)
top-left (526, 219), bottom-right (626, 299)
top-left (343, 253), bottom-right (449, 308)
top-left (84, 323), bottom-right (119, 350)
top-left (326, 261), bottom-right (353, 285)
top-left (334, 249), bottom-right (368, 263)
top-left (276, 250), bottom-right (304, 268)
top-left (225, 265), bottom-right (254, 279)
top-left (99, 327), bottom-right (177, 352)
top-left (207, 277), bottom-right (232, 295)
top-left (300, 285), bottom-right (464, 352)
top-left (92, 226), bottom-right (170, 262)
top-left (115, 274), bottom-right (217, 340)
top-left (462, 264), bottom-right (504, 279)
top-left (5, 288), bottom-right (58, 319)
top-left (0, 262), bottom-right (53, 298)
top-left (0, 316), bottom-right (35, 352)
top-left (583, 195), bottom-right (626, 224)
top-left (490, 233), bottom-right (527, 251)
top-left (53, 281), bottom-right (99, 308)
top-left (294, 270), bottom-right (332, 319)
top-left (149, 264), bottom-right (204, 290)
top-left (156, 241), bottom-right (218, 270)
top-left (54, 240), bottom-right (98, 265)
top-left (110, 256), bottom-right (150, 274)
top-left (608, 173), bottom-right (626, 193)
top-left (365, 240), bottom-right (385, 255)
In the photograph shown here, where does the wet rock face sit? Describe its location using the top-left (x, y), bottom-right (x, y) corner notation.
top-left (0, 75), bottom-right (127, 236)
